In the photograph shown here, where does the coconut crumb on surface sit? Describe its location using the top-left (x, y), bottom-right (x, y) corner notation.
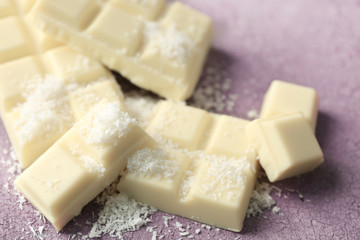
top-left (163, 216), bottom-right (175, 227)
top-left (246, 179), bottom-right (276, 218)
top-left (151, 230), bottom-right (158, 240)
top-left (179, 231), bottom-right (190, 236)
top-left (246, 109), bottom-right (259, 119)
top-left (89, 192), bottom-right (157, 239)
top-left (272, 206), bottom-right (281, 214)
top-left (189, 64), bottom-right (238, 114)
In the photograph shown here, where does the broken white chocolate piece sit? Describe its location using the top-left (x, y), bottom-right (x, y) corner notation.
top-left (260, 80), bottom-right (319, 130)
top-left (246, 112), bottom-right (324, 182)
top-left (119, 101), bottom-right (257, 232)
top-left (31, 0), bottom-right (212, 100)
top-left (15, 100), bottom-right (156, 231)
top-left (0, 1), bottom-right (124, 169)
top-left (0, 46), bottom-right (122, 169)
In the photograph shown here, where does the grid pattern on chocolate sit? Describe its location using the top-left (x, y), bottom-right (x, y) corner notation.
top-left (0, 1), bottom-right (124, 169)
top-left (31, 0), bottom-right (212, 100)
top-left (15, 100), bottom-right (156, 231)
top-left (119, 101), bottom-right (258, 232)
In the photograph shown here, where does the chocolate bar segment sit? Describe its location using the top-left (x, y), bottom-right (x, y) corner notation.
top-left (31, 0), bottom-right (213, 100)
top-left (246, 112), bottom-right (324, 182)
top-left (260, 80), bottom-right (319, 130)
top-left (15, 100), bottom-right (156, 230)
top-left (119, 101), bottom-right (257, 232)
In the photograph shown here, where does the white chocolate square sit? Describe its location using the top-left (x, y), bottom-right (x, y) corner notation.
top-left (111, 0), bottom-right (165, 20)
top-left (0, 16), bottom-right (33, 63)
top-left (119, 149), bottom-right (192, 214)
top-left (183, 154), bottom-right (256, 231)
top-left (206, 115), bottom-right (250, 158)
top-left (246, 112), bottom-right (324, 182)
top-left (4, 108), bottom-right (71, 169)
top-left (147, 101), bottom-right (211, 150)
top-left (44, 46), bottom-right (110, 83)
top-left (0, 56), bottom-right (45, 113)
top-left (87, 6), bottom-right (143, 56)
top-left (260, 80), bottom-right (319, 130)
top-left (15, 143), bottom-right (98, 223)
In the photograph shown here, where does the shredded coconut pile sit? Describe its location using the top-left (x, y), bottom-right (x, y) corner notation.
top-left (15, 75), bottom-right (74, 144)
top-left (246, 180), bottom-right (276, 217)
top-left (127, 148), bottom-right (180, 180)
top-left (190, 65), bottom-right (238, 113)
top-left (82, 102), bottom-right (137, 145)
top-left (89, 193), bottom-right (157, 239)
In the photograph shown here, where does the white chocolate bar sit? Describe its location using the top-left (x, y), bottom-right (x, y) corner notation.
top-left (30, 0), bottom-right (213, 100)
top-left (246, 112), bottom-right (324, 182)
top-left (15, 100), bottom-right (156, 230)
top-left (0, 0), bottom-right (126, 168)
top-left (118, 101), bottom-right (258, 231)
top-left (260, 80), bottom-right (319, 130)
